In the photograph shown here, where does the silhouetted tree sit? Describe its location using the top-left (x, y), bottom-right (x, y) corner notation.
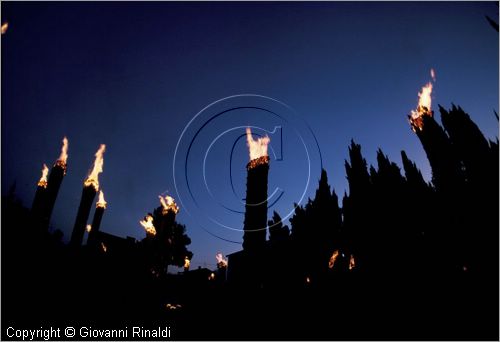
top-left (400, 150), bottom-right (435, 273)
top-left (289, 199), bottom-right (313, 284)
top-left (440, 104), bottom-right (499, 274)
top-left (268, 211), bottom-right (290, 244)
top-left (342, 141), bottom-right (373, 273)
top-left (266, 211), bottom-right (291, 287)
top-left (140, 206), bottom-right (193, 276)
top-left (310, 169), bottom-right (342, 281)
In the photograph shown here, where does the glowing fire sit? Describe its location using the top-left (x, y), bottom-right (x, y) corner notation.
top-left (216, 252), bottom-right (228, 268)
top-left (159, 195), bottom-right (179, 215)
top-left (328, 250), bottom-right (339, 269)
top-left (306, 277), bottom-right (311, 284)
top-left (209, 273), bottom-right (215, 281)
top-left (166, 303), bottom-right (182, 310)
top-left (246, 127), bottom-right (270, 162)
top-left (86, 224), bottom-right (92, 233)
top-left (1, 22), bottom-right (8, 35)
top-left (96, 190), bottom-right (107, 209)
top-left (140, 214), bottom-right (156, 236)
top-left (409, 69), bottom-right (436, 132)
top-left (184, 256), bottom-right (190, 270)
top-left (349, 254), bottom-right (356, 271)
top-left (84, 144), bottom-right (106, 191)
top-left (101, 242), bottom-right (107, 253)
top-left (55, 137), bottom-right (68, 172)
top-left (38, 164), bottom-right (49, 188)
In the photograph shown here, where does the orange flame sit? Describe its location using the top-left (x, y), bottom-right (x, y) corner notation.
top-left (1, 22), bottom-right (8, 35)
top-left (84, 144), bottom-right (106, 191)
top-left (159, 195), bottom-right (179, 215)
top-left (349, 254), bottom-right (356, 271)
top-left (55, 137), bottom-right (68, 171)
top-left (216, 252), bottom-right (228, 268)
top-left (184, 256), bottom-right (190, 269)
top-left (86, 224), bottom-right (92, 233)
top-left (208, 272), bottom-right (215, 281)
top-left (96, 190), bottom-right (107, 209)
top-left (37, 164), bottom-right (49, 188)
top-left (409, 69), bottom-right (436, 132)
top-left (246, 127), bottom-right (270, 161)
top-left (140, 214), bottom-right (156, 236)
top-left (328, 250), bottom-right (339, 269)
top-left (166, 303), bottom-right (182, 310)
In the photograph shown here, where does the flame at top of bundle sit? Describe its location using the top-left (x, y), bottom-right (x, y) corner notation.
top-left (159, 195), bottom-right (179, 215)
top-left (216, 252), bottom-right (228, 268)
top-left (140, 214), bottom-right (156, 236)
top-left (409, 69), bottom-right (435, 132)
top-left (328, 250), bottom-right (339, 269)
top-left (1, 22), bottom-right (8, 35)
top-left (96, 190), bottom-right (107, 209)
top-left (246, 127), bottom-right (270, 169)
top-left (84, 144), bottom-right (106, 191)
top-left (38, 164), bottom-right (49, 188)
top-left (55, 137), bottom-right (69, 173)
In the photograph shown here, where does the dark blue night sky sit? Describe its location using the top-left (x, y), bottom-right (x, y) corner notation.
top-left (2, 2), bottom-right (498, 269)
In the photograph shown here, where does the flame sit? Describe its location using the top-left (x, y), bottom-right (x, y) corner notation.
top-left (37, 164), bottom-right (49, 188)
top-left (349, 254), bottom-right (356, 270)
top-left (306, 277), bottom-right (311, 284)
top-left (184, 256), bottom-right (190, 269)
top-left (409, 70), bottom-right (436, 132)
top-left (84, 144), bottom-right (106, 191)
top-left (166, 303), bottom-right (182, 310)
top-left (55, 137), bottom-right (68, 171)
top-left (216, 252), bottom-right (228, 268)
top-left (86, 224), bottom-right (92, 233)
top-left (159, 195), bottom-right (179, 215)
top-left (246, 127), bottom-right (270, 161)
top-left (1, 22), bottom-right (8, 35)
top-left (96, 190), bottom-right (107, 209)
top-left (140, 214), bottom-right (156, 236)
top-left (208, 272), bottom-right (215, 281)
top-left (101, 242), bottom-right (107, 253)
top-left (328, 250), bottom-right (339, 269)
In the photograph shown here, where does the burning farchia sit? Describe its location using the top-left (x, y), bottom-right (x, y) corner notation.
top-left (37, 164), bottom-right (49, 188)
top-left (159, 195), bottom-right (179, 215)
top-left (216, 252), bottom-right (228, 268)
top-left (246, 127), bottom-right (270, 169)
top-left (1, 22), bottom-right (8, 35)
top-left (409, 69), bottom-right (436, 132)
top-left (56, 137), bottom-right (69, 173)
top-left (140, 214), bottom-right (156, 236)
top-left (84, 144), bottom-right (106, 191)
top-left (96, 190), bottom-right (107, 209)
